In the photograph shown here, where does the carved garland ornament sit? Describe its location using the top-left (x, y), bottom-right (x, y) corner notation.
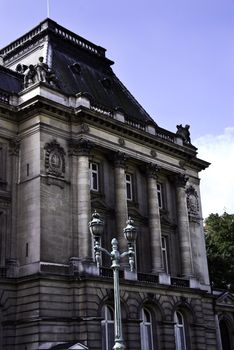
top-left (44, 140), bottom-right (66, 178)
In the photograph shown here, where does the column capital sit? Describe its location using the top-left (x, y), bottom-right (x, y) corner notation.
top-left (68, 138), bottom-right (93, 156)
top-left (146, 162), bottom-right (160, 179)
top-left (175, 173), bottom-right (189, 188)
top-left (9, 139), bottom-right (20, 156)
top-left (113, 151), bottom-right (128, 168)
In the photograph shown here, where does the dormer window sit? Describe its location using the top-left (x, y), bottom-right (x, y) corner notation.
top-left (69, 63), bottom-right (81, 74)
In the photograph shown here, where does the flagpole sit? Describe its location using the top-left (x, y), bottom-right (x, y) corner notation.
top-left (47, 0), bottom-right (50, 18)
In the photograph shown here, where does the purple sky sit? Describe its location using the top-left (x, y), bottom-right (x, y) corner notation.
top-left (1, 0), bottom-right (234, 216)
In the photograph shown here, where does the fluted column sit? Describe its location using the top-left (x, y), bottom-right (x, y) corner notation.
top-left (114, 151), bottom-right (128, 253)
top-left (175, 174), bottom-right (193, 276)
top-left (70, 138), bottom-right (93, 260)
top-left (146, 163), bottom-right (163, 273)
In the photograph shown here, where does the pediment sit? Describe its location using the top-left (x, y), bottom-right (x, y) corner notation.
top-left (216, 292), bottom-right (234, 307)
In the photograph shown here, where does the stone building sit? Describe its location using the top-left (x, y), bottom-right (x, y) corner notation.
top-left (0, 18), bottom-right (233, 350)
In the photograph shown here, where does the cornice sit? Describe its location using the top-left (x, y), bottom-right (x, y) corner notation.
top-left (0, 95), bottom-right (209, 171)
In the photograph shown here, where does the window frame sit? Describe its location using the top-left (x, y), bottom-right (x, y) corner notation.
top-left (140, 307), bottom-right (154, 350)
top-left (174, 310), bottom-right (187, 350)
top-left (101, 305), bottom-right (115, 350)
top-left (126, 173), bottom-right (133, 201)
top-left (89, 161), bottom-right (100, 192)
top-left (157, 182), bottom-right (163, 209)
top-left (161, 236), bottom-right (169, 274)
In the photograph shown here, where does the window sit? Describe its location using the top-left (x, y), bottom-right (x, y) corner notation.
top-left (90, 162), bottom-right (99, 191)
top-left (220, 319), bottom-right (232, 350)
top-left (140, 308), bottom-right (154, 350)
top-left (174, 311), bottom-right (187, 350)
top-left (157, 183), bottom-right (163, 209)
top-left (161, 236), bottom-right (169, 274)
top-left (126, 173), bottom-right (133, 200)
top-left (101, 305), bottom-right (114, 350)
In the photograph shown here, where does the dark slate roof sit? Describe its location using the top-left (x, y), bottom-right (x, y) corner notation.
top-left (0, 66), bottom-right (23, 93)
top-left (51, 37), bottom-right (154, 124)
top-left (0, 18), bottom-right (156, 125)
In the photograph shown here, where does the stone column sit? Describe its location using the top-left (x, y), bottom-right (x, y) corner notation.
top-left (175, 174), bottom-right (193, 276)
top-left (114, 151), bottom-right (128, 253)
top-left (146, 163), bottom-right (163, 273)
top-left (69, 147), bottom-right (78, 257)
top-left (70, 139), bottom-right (93, 260)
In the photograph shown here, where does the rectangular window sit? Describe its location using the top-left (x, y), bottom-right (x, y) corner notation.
top-left (157, 183), bottom-right (163, 209)
top-left (162, 236), bottom-right (169, 274)
top-left (126, 173), bottom-right (133, 201)
top-left (90, 162), bottom-right (99, 191)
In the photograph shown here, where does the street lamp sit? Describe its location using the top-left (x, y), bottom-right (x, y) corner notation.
top-left (89, 211), bottom-right (137, 350)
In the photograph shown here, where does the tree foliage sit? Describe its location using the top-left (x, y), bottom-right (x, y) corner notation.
top-left (205, 212), bottom-right (234, 291)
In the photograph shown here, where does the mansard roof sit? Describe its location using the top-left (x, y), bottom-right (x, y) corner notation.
top-left (0, 18), bottom-right (155, 125)
top-left (0, 65), bottom-right (23, 93)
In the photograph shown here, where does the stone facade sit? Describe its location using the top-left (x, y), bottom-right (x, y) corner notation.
top-left (0, 19), bottom-right (233, 350)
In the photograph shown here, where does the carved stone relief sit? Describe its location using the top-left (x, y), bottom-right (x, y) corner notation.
top-left (44, 140), bottom-right (66, 178)
top-left (186, 185), bottom-right (199, 217)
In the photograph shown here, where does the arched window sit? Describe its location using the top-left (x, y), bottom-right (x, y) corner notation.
top-left (101, 305), bottom-right (114, 350)
top-left (220, 319), bottom-right (232, 350)
top-left (140, 307), bottom-right (154, 350)
top-left (174, 311), bottom-right (187, 350)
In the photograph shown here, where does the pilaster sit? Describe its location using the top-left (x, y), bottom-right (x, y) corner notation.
top-left (146, 163), bottom-right (163, 273)
top-left (8, 140), bottom-right (20, 273)
top-left (69, 138), bottom-right (93, 260)
top-left (114, 151), bottom-right (128, 253)
top-left (175, 173), bottom-right (193, 277)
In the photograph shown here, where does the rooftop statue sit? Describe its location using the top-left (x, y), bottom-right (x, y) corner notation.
top-left (176, 124), bottom-right (191, 144)
top-left (24, 64), bottom-right (37, 88)
top-left (20, 57), bottom-right (59, 89)
top-left (36, 56), bottom-right (49, 82)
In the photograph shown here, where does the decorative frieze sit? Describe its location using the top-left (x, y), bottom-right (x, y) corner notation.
top-left (150, 149), bottom-right (157, 158)
top-left (118, 137), bottom-right (125, 146)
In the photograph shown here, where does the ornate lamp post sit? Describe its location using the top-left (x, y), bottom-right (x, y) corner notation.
top-left (89, 211), bottom-right (137, 350)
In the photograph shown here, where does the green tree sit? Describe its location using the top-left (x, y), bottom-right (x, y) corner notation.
top-left (205, 212), bottom-right (234, 291)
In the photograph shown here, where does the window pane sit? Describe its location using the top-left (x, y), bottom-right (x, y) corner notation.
top-left (102, 306), bottom-right (114, 350)
top-left (161, 237), bottom-right (169, 274)
top-left (140, 308), bottom-right (154, 350)
top-left (174, 311), bottom-right (186, 350)
top-left (90, 162), bottom-right (99, 191)
top-left (157, 183), bottom-right (162, 208)
top-left (126, 173), bottom-right (133, 200)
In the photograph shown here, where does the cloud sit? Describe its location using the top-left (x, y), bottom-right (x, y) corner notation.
top-left (194, 127), bottom-right (234, 219)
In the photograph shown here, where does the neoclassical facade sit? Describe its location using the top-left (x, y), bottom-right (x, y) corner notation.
top-left (0, 19), bottom-right (233, 350)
